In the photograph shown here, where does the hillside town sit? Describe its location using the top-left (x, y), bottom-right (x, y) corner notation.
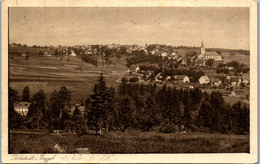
top-left (7, 6), bottom-right (253, 156)
top-left (10, 41), bottom-right (250, 118)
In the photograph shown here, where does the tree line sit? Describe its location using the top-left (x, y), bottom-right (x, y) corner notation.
top-left (9, 74), bottom-right (249, 135)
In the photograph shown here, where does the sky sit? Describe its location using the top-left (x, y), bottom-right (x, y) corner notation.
top-left (9, 7), bottom-right (249, 50)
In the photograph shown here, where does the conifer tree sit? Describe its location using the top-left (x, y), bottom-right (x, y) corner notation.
top-left (9, 87), bottom-right (24, 129)
top-left (118, 97), bottom-right (132, 132)
top-left (22, 86), bottom-right (30, 102)
top-left (197, 100), bottom-right (212, 132)
top-left (28, 89), bottom-right (46, 129)
top-left (88, 73), bottom-right (110, 134)
top-left (48, 86), bottom-right (71, 130)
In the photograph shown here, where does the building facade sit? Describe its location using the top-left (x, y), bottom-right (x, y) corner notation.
top-left (198, 41), bottom-right (222, 61)
top-left (14, 102), bottom-right (31, 116)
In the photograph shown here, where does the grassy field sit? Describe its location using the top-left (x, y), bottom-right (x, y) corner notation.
top-left (221, 52), bottom-right (250, 66)
top-left (9, 56), bottom-right (129, 103)
top-left (9, 130), bottom-right (249, 153)
top-left (9, 55), bottom-right (249, 104)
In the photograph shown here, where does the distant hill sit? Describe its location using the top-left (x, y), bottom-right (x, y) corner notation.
top-left (206, 48), bottom-right (250, 56)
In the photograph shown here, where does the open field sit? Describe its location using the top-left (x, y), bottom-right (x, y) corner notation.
top-left (9, 130), bottom-right (249, 153)
top-left (221, 52), bottom-right (250, 66)
top-left (9, 55), bottom-right (249, 105)
top-left (9, 56), bottom-right (129, 103)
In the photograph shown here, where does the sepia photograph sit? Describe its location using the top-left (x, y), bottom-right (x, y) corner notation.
top-left (1, 0), bottom-right (258, 163)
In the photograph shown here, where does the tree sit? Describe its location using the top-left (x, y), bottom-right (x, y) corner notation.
top-left (121, 77), bottom-right (128, 83)
top-left (25, 51), bottom-right (30, 60)
top-left (197, 100), bottom-right (212, 132)
top-left (48, 86), bottom-right (71, 130)
top-left (22, 86), bottom-right (30, 102)
top-left (182, 100), bottom-right (193, 130)
top-left (9, 87), bottom-right (25, 129)
top-left (142, 96), bottom-right (159, 131)
top-left (38, 51), bottom-right (44, 56)
top-left (88, 73), bottom-right (110, 135)
top-left (28, 89), bottom-right (46, 129)
top-left (205, 59), bottom-right (215, 67)
top-left (118, 97), bottom-right (133, 132)
top-left (54, 49), bottom-right (60, 59)
top-left (231, 102), bottom-right (249, 134)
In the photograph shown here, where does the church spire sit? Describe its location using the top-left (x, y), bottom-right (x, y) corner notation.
top-left (200, 41), bottom-right (205, 55)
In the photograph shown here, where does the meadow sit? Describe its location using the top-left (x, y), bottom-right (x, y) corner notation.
top-left (221, 52), bottom-right (250, 66)
top-left (9, 54), bottom-right (249, 105)
top-left (9, 130), bottom-right (249, 153)
top-left (9, 56), bottom-right (129, 103)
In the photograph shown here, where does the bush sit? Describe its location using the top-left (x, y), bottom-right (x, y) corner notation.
top-left (129, 77), bottom-right (139, 83)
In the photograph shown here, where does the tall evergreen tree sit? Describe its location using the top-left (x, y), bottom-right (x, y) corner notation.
top-left (118, 97), bottom-right (133, 132)
top-left (28, 89), bottom-right (46, 129)
top-left (197, 100), bottom-right (212, 132)
top-left (48, 86), bottom-right (71, 130)
top-left (22, 86), bottom-right (30, 102)
top-left (88, 73), bottom-right (110, 134)
top-left (9, 87), bottom-right (24, 129)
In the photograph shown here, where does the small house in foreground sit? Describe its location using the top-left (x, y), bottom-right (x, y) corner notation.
top-left (14, 102), bottom-right (31, 116)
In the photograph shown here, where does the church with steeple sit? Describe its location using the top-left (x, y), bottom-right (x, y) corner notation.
top-left (198, 41), bottom-right (222, 61)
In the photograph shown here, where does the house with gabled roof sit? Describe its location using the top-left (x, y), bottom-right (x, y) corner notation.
top-left (230, 76), bottom-right (242, 86)
top-left (14, 101), bottom-right (31, 116)
top-left (241, 74), bottom-right (249, 85)
top-left (199, 76), bottom-right (210, 84)
top-left (69, 104), bottom-right (86, 117)
top-left (210, 78), bottom-right (222, 86)
top-left (174, 75), bottom-right (189, 83)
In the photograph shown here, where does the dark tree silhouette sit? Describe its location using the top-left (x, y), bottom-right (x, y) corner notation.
top-left (22, 86), bottom-right (30, 102)
top-left (88, 73), bottom-right (110, 135)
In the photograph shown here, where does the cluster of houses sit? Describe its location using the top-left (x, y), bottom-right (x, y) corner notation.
top-left (127, 66), bottom-right (249, 87)
top-left (198, 74), bottom-right (249, 86)
top-left (39, 41), bottom-right (225, 69)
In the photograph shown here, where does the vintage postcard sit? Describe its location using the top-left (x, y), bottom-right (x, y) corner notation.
top-left (1, 0), bottom-right (258, 163)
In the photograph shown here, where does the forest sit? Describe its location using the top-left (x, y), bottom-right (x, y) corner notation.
top-left (9, 73), bottom-right (249, 135)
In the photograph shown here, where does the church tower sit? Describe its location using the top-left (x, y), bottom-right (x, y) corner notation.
top-left (201, 41), bottom-right (205, 56)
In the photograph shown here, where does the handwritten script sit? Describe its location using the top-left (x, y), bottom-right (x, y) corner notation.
top-left (11, 154), bottom-right (57, 163)
top-left (11, 154), bottom-right (114, 163)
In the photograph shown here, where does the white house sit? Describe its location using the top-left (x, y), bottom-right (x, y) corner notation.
top-left (242, 74), bottom-right (249, 85)
top-left (230, 76), bottom-right (242, 86)
top-left (171, 52), bottom-right (177, 56)
top-left (166, 76), bottom-right (171, 81)
top-left (174, 75), bottom-right (190, 83)
top-left (210, 78), bottom-right (222, 86)
top-left (14, 102), bottom-right (31, 116)
top-left (135, 66), bottom-right (140, 72)
top-left (199, 76), bottom-right (210, 84)
top-left (161, 52), bottom-right (168, 58)
top-left (44, 52), bottom-right (52, 56)
top-left (70, 50), bottom-right (77, 57)
top-left (69, 104), bottom-right (85, 117)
